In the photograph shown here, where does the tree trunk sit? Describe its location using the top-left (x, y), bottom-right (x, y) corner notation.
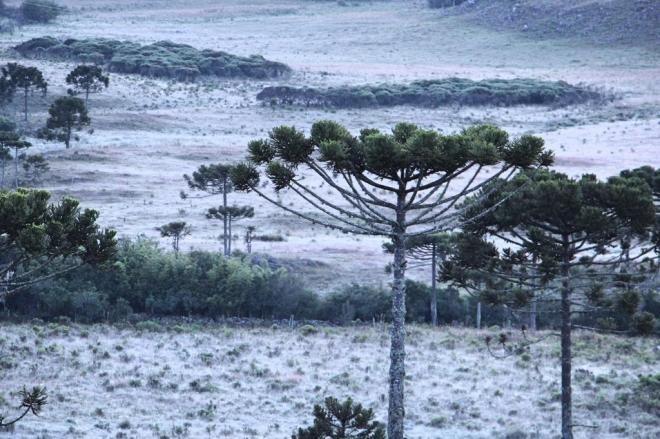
top-left (14, 147), bottom-right (18, 188)
top-left (430, 242), bottom-right (437, 326)
top-left (387, 202), bottom-right (407, 439)
top-left (476, 302), bottom-right (481, 329)
top-left (85, 89), bottom-right (90, 106)
top-left (223, 181), bottom-right (228, 256)
top-left (228, 214), bottom-right (232, 255)
top-left (65, 124), bottom-right (72, 149)
top-left (560, 237), bottom-right (573, 439)
top-left (1, 160), bottom-right (4, 188)
top-left (530, 300), bottom-right (537, 331)
top-left (23, 88), bottom-right (28, 122)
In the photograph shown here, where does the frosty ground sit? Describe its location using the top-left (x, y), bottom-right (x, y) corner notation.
top-left (0, 0), bottom-right (658, 289)
top-left (0, 322), bottom-right (658, 438)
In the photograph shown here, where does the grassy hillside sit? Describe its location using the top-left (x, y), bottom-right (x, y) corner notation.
top-left (433, 0), bottom-right (659, 49)
top-left (1, 322), bottom-right (657, 438)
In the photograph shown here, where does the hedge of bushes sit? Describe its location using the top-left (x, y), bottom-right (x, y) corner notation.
top-left (4, 238), bottom-right (656, 332)
top-left (14, 37), bottom-right (292, 81)
top-left (257, 77), bottom-right (603, 108)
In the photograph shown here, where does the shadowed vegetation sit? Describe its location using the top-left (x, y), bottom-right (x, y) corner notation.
top-left (14, 37), bottom-right (292, 81)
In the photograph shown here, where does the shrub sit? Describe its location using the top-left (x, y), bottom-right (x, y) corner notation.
top-left (14, 37), bottom-right (291, 81)
top-left (631, 311), bottom-right (656, 335)
top-left (20, 0), bottom-right (61, 23)
top-left (292, 397), bottom-right (385, 439)
top-left (428, 0), bottom-right (467, 9)
top-left (257, 78), bottom-right (604, 108)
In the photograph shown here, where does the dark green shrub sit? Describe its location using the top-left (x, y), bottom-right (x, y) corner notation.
top-left (257, 78), bottom-right (604, 108)
top-left (632, 311), bottom-right (656, 335)
top-left (292, 397), bottom-right (385, 439)
top-left (428, 0), bottom-right (467, 8)
top-left (20, 0), bottom-right (61, 23)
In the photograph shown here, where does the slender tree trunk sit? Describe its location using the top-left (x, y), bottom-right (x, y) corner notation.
top-left (65, 124), bottom-right (72, 149)
top-left (430, 242), bottom-right (437, 326)
top-left (387, 199), bottom-right (407, 439)
top-left (530, 300), bottom-right (537, 331)
top-left (1, 160), bottom-right (5, 188)
top-left (476, 302), bottom-right (481, 329)
top-left (560, 237), bottom-right (573, 439)
top-left (228, 214), bottom-right (232, 255)
top-left (223, 181), bottom-right (228, 256)
top-left (23, 88), bottom-right (28, 122)
top-left (85, 89), bottom-right (90, 106)
top-left (14, 147), bottom-right (18, 188)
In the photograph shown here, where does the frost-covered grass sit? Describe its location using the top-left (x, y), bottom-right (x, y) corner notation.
top-left (0, 322), bottom-right (657, 438)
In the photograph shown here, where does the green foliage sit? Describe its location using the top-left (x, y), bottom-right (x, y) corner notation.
top-left (15, 37), bottom-right (291, 81)
top-left (634, 374), bottom-right (660, 416)
top-left (22, 153), bottom-right (49, 183)
top-left (0, 188), bottom-right (117, 294)
top-left (631, 311), bottom-right (656, 335)
top-left (292, 397), bottom-right (385, 439)
top-left (38, 96), bottom-right (90, 148)
top-left (257, 78), bottom-right (603, 108)
top-left (20, 0), bottom-right (61, 23)
top-left (66, 64), bottom-right (109, 102)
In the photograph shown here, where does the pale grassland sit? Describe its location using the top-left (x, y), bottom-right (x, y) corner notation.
top-left (0, 322), bottom-right (657, 438)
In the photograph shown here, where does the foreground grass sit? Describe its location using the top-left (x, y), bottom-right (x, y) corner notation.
top-left (0, 322), bottom-right (657, 438)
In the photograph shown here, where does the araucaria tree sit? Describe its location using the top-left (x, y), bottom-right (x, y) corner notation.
top-left (292, 397), bottom-right (385, 439)
top-left (0, 128), bottom-right (31, 188)
top-left (66, 65), bottom-right (110, 106)
top-left (455, 170), bottom-right (657, 439)
top-left (157, 221), bottom-right (191, 256)
top-left (228, 120), bottom-right (552, 437)
top-left (206, 205), bottom-right (254, 255)
top-left (0, 188), bottom-right (117, 295)
top-left (183, 164), bottom-right (236, 256)
top-left (39, 96), bottom-right (90, 148)
top-left (2, 63), bottom-right (47, 122)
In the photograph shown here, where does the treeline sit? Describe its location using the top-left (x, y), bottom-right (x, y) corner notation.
top-left (5, 237), bottom-right (657, 332)
top-left (0, 0), bottom-right (61, 30)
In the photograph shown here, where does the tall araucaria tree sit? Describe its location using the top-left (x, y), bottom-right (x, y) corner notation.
top-left (450, 170), bottom-right (657, 439)
top-left (206, 205), bottom-right (254, 255)
top-left (2, 63), bottom-right (47, 122)
top-left (228, 120), bottom-right (553, 438)
top-left (0, 128), bottom-right (31, 188)
top-left (38, 96), bottom-right (90, 148)
top-left (384, 232), bottom-right (455, 326)
top-left (157, 221), bottom-right (191, 256)
top-left (183, 163), bottom-right (236, 256)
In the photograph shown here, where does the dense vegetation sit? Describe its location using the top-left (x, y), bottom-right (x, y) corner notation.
top-left (14, 37), bottom-right (292, 81)
top-left (257, 78), bottom-right (603, 108)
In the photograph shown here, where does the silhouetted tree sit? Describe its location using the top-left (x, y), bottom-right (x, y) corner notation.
top-left (206, 205), bottom-right (254, 254)
top-left (66, 65), bottom-right (109, 106)
top-left (157, 221), bottom-right (191, 256)
top-left (19, 0), bottom-right (61, 23)
top-left (449, 170), bottom-right (657, 439)
top-left (0, 387), bottom-right (47, 429)
top-left (245, 225), bottom-right (255, 254)
top-left (21, 153), bottom-right (49, 183)
top-left (229, 120), bottom-right (552, 438)
top-left (2, 63), bottom-right (47, 122)
top-left (292, 397), bottom-right (385, 439)
top-left (38, 96), bottom-right (90, 148)
top-left (183, 163), bottom-right (235, 256)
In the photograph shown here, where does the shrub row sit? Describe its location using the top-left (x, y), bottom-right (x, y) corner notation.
top-left (4, 238), bottom-right (656, 332)
top-left (257, 77), bottom-right (604, 108)
top-left (14, 37), bottom-right (292, 81)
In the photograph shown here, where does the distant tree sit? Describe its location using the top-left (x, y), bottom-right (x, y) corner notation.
top-left (449, 170), bottom-right (657, 439)
top-left (206, 205), bottom-right (254, 254)
top-left (0, 73), bottom-right (15, 108)
top-left (157, 221), bottom-right (191, 256)
top-left (0, 117), bottom-right (17, 188)
top-left (0, 129), bottom-right (31, 188)
top-left (19, 0), bottom-right (61, 23)
top-left (38, 96), bottom-right (90, 148)
top-left (2, 63), bottom-right (47, 122)
top-left (21, 153), bottom-right (49, 183)
top-left (183, 163), bottom-right (236, 256)
top-left (66, 65), bottom-right (109, 106)
top-left (384, 233), bottom-right (455, 326)
top-left (0, 387), bottom-right (47, 429)
top-left (245, 225), bottom-right (255, 254)
top-left (292, 397), bottom-right (385, 439)
top-left (0, 188), bottom-right (117, 295)
top-left (229, 120), bottom-right (552, 438)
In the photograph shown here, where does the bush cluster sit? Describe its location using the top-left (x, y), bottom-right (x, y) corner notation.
top-left (14, 37), bottom-right (292, 81)
top-left (257, 77), bottom-right (603, 108)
